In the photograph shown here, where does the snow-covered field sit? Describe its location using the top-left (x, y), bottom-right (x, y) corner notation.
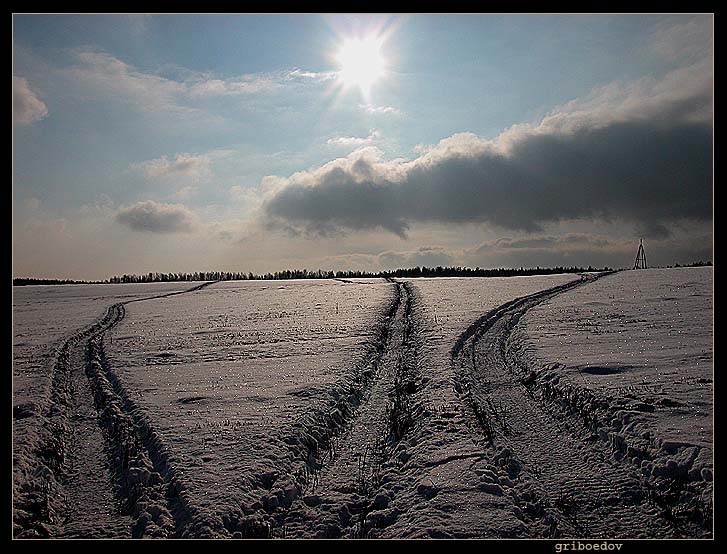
top-left (361, 274), bottom-right (583, 538)
top-left (12, 282), bottom-right (206, 537)
top-left (511, 268), bottom-right (713, 524)
top-left (103, 278), bottom-right (394, 536)
top-left (515, 268), bottom-right (713, 450)
top-left (13, 282), bottom-right (192, 409)
top-left (12, 271), bottom-right (713, 539)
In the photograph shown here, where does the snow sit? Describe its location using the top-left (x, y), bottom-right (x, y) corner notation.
top-left (510, 268), bottom-right (713, 530)
top-left (13, 282), bottom-right (193, 408)
top-left (13, 271), bottom-right (713, 538)
top-left (407, 275), bottom-right (580, 405)
top-left (368, 274), bottom-right (583, 538)
top-left (104, 278), bottom-right (394, 535)
top-left (514, 268), bottom-right (712, 457)
top-left (12, 282), bottom-right (202, 537)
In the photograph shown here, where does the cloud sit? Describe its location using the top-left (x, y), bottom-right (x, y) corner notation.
top-left (24, 197), bottom-right (41, 211)
top-left (326, 130), bottom-right (381, 148)
top-left (474, 233), bottom-right (612, 255)
top-left (360, 103), bottom-right (402, 115)
top-left (261, 62), bottom-right (712, 239)
top-left (69, 50), bottom-right (331, 114)
top-left (133, 153), bottom-right (211, 181)
top-left (174, 186), bottom-right (197, 200)
top-left (69, 50), bottom-right (192, 115)
top-left (186, 75), bottom-right (277, 98)
top-left (378, 246), bottom-right (455, 269)
top-left (461, 223), bottom-right (713, 269)
top-left (24, 217), bottom-right (68, 236)
top-left (229, 185), bottom-right (263, 206)
top-left (647, 16), bottom-right (712, 64)
top-left (126, 14), bottom-right (152, 35)
top-left (115, 200), bottom-right (197, 233)
top-left (13, 76), bottom-right (48, 125)
top-left (287, 68), bottom-right (337, 82)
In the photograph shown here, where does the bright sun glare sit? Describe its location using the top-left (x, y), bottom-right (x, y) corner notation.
top-left (336, 35), bottom-right (386, 95)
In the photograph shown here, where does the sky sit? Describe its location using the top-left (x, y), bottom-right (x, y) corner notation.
top-left (12, 13), bottom-right (713, 280)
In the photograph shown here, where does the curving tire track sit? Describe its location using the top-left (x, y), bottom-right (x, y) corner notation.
top-left (17, 273), bottom-right (704, 539)
top-left (13, 281), bottom-right (218, 538)
top-left (451, 272), bottom-right (687, 538)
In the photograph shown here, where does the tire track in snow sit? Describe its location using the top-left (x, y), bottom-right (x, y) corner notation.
top-left (451, 272), bottom-right (681, 538)
top-left (276, 280), bottom-right (422, 538)
top-left (13, 281), bottom-right (218, 539)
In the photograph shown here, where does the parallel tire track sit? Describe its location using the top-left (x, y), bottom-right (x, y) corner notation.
top-left (13, 281), bottom-right (218, 539)
top-left (451, 272), bottom-right (684, 538)
top-left (277, 280), bottom-right (421, 538)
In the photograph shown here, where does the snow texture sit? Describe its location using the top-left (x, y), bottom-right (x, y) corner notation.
top-left (511, 268), bottom-right (713, 532)
top-left (12, 282), bottom-right (205, 538)
top-left (103, 279), bottom-right (394, 536)
top-left (12, 271), bottom-right (713, 539)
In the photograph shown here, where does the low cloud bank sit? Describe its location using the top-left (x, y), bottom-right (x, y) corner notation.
top-left (261, 63), bottom-right (712, 239)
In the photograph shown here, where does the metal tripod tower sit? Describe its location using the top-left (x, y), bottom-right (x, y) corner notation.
top-left (633, 239), bottom-right (648, 269)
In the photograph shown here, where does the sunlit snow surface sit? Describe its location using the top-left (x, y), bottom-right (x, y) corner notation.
top-left (514, 267), bottom-right (713, 470)
top-left (105, 278), bottom-right (393, 524)
top-left (12, 271), bottom-right (713, 538)
top-left (409, 275), bottom-right (580, 399)
top-left (372, 274), bottom-right (583, 538)
top-left (13, 282), bottom-right (193, 411)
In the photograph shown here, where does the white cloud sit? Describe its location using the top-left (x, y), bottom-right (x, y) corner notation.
top-left (70, 50), bottom-right (190, 114)
top-left (133, 153), bottom-right (211, 181)
top-left (360, 103), bottom-right (402, 115)
top-left (24, 217), bottom-right (68, 236)
top-left (69, 50), bottom-right (332, 114)
top-left (286, 68), bottom-right (337, 82)
top-left (174, 186), bottom-right (197, 200)
top-left (13, 76), bottom-right (48, 125)
top-left (115, 200), bottom-right (198, 233)
top-left (186, 76), bottom-right (277, 98)
top-left (647, 16), bottom-right (712, 64)
top-left (229, 185), bottom-right (261, 204)
top-left (261, 62), bottom-right (713, 239)
top-left (378, 246), bottom-right (455, 269)
top-left (24, 197), bottom-right (41, 211)
top-left (327, 129), bottom-right (382, 148)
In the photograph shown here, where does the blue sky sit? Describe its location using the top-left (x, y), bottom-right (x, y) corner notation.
top-left (13, 14), bottom-right (713, 279)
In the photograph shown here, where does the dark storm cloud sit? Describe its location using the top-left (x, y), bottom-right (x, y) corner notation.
top-left (115, 200), bottom-right (197, 233)
top-left (261, 64), bottom-right (712, 238)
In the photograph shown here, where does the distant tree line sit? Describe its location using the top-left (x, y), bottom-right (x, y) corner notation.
top-left (14, 265), bottom-right (618, 286)
top-left (668, 260), bottom-right (713, 268)
top-left (100, 265), bottom-right (611, 284)
top-left (15, 261), bottom-right (714, 287)
top-left (12, 277), bottom-right (93, 286)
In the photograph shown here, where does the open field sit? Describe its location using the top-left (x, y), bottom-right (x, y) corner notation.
top-left (12, 269), bottom-right (713, 538)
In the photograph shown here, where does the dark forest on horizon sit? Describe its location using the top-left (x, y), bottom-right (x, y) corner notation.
top-left (12, 261), bottom-right (713, 286)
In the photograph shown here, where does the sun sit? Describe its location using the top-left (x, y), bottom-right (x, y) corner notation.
top-left (336, 35), bottom-right (386, 96)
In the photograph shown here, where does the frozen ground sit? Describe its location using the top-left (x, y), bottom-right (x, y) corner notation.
top-left (514, 267), bottom-right (713, 449)
top-left (364, 274), bottom-right (589, 538)
top-left (510, 268), bottom-right (713, 533)
top-left (12, 282), bottom-right (209, 538)
top-left (13, 282), bottom-right (191, 409)
top-left (12, 271), bottom-right (713, 539)
top-left (103, 278), bottom-right (394, 537)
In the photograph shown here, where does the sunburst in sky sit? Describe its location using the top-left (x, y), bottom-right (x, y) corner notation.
top-left (335, 34), bottom-right (387, 98)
